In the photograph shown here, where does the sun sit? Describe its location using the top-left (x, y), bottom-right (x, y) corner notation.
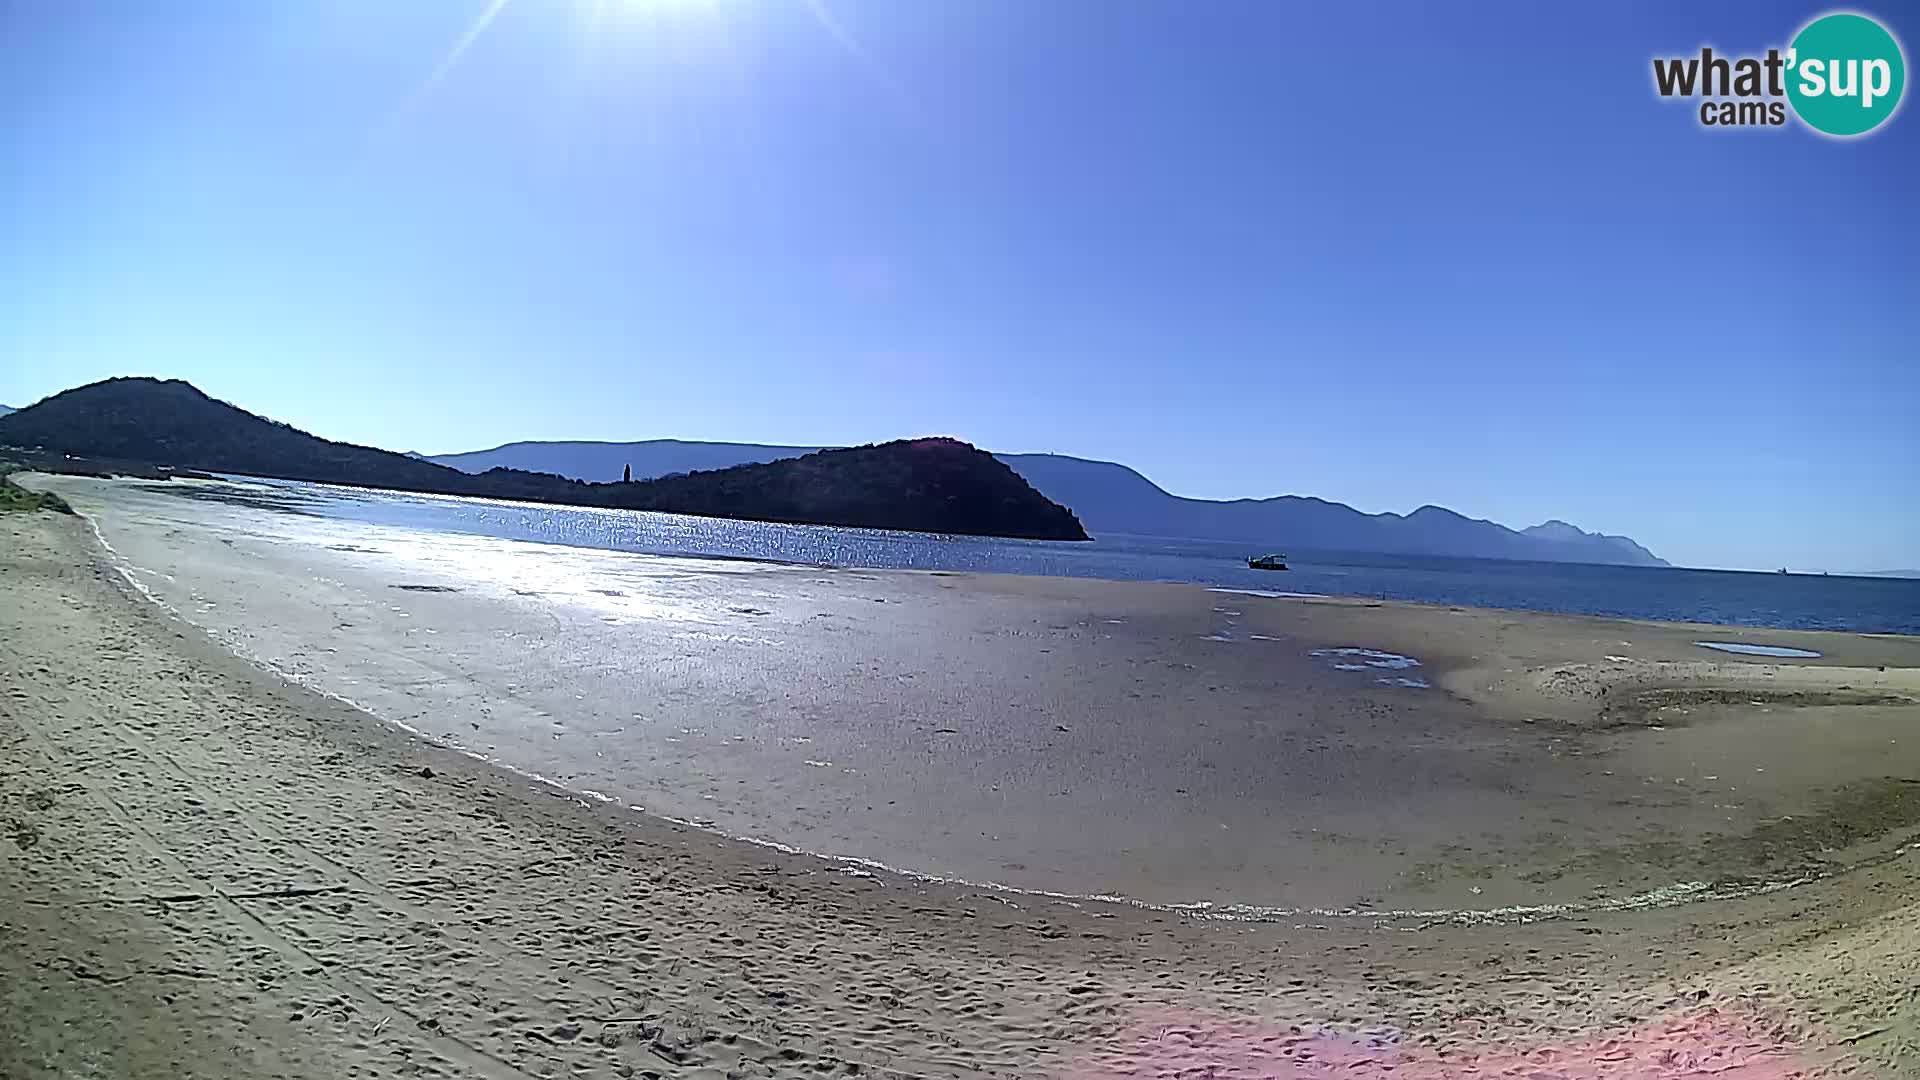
top-left (595, 0), bottom-right (724, 18)
top-left (387, 0), bottom-right (888, 139)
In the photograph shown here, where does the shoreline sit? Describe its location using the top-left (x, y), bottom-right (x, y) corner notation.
top-left (4, 506), bottom-right (1920, 1075)
top-left (21, 470), bottom-right (1915, 637)
top-left (176, 474), bottom-right (1920, 619)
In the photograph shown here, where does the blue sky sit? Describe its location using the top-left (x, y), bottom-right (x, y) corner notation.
top-left (2, 1), bottom-right (1914, 570)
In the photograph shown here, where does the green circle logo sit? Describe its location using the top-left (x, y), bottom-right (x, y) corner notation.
top-left (1786, 12), bottom-right (1906, 136)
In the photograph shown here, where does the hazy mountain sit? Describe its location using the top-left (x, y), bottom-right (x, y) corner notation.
top-left (431, 439), bottom-right (823, 480)
top-left (0, 405), bottom-right (15, 417)
top-left (429, 441), bottom-right (1669, 566)
top-left (0, 379), bottom-right (1085, 540)
top-left (1002, 454), bottom-right (1668, 565)
top-left (1521, 519), bottom-right (1665, 567)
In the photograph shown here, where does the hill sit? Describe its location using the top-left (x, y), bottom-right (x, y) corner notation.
top-left (1, 379), bottom-right (482, 493)
top-left (611, 440), bottom-right (1083, 539)
top-left (429, 441), bottom-right (1668, 567)
top-left (0, 379), bottom-right (1086, 541)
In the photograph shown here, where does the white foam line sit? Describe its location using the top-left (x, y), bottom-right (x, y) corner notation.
top-left (74, 511), bottom-right (1914, 930)
top-left (1207, 587), bottom-right (1328, 600)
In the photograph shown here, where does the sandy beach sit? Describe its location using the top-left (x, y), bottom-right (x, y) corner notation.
top-left (5, 482), bottom-right (1920, 1077)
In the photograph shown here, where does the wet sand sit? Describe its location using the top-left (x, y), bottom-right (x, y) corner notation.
top-left (24, 473), bottom-right (1920, 916)
top-left (4, 492), bottom-right (1920, 1077)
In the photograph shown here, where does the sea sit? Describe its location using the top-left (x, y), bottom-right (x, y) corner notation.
top-left (178, 476), bottom-right (1919, 636)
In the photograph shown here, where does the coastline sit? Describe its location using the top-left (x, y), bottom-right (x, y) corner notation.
top-left (3, 505), bottom-right (1920, 1075)
top-left (23, 470), bottom-right (1916, 637)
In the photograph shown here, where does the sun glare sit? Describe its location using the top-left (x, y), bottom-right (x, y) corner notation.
top-left (376, 0), bottom-right (905, 149)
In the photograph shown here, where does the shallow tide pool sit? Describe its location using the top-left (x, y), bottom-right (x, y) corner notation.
top-left (1693, 641), bottom-right (1823, 659)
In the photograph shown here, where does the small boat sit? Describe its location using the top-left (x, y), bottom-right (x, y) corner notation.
top-left (1248, 553), bottom-right (1288, 571)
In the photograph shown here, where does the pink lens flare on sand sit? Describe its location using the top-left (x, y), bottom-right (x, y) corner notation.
top-left (1064, 1007), bottom-right (1856, 1079)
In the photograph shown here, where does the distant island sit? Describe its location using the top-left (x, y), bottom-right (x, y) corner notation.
top-left (429, 440), bottom-right (1670, 567)
top-left (0, 379), bottom-right (1088, 541)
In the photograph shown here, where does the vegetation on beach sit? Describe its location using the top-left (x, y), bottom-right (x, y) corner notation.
top-left (0, 478), bottom-right (71, 515)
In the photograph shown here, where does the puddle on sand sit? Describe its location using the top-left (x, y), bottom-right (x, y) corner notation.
top-left (1694, 641), bottom-right (1823, 659)
top-left (1311, 647), bottom-right (1421, 670)
top-left (1310, 647), bottom-right (1430, 688)
top-left (1305, 645), bottom-right (1428, 687)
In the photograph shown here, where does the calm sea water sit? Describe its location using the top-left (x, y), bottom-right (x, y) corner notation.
top-left (186, 477), bottom-right (1919, 635)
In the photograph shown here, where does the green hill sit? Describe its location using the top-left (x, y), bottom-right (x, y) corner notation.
top-left (615, 438), bottom-right (1086, 539)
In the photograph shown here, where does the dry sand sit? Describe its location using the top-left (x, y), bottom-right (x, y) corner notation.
top-left (3, 505), bottom-right (1919, 1077)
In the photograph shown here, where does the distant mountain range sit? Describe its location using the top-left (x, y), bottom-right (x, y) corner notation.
top-left (0, 379), bottom-right (1085, 540)
top-left (433, 440), bottom-right (819, 478)
top-left (428, 440), bottom-right (1669, 567)
top-left (0, 405), bottom-right (15, 417)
